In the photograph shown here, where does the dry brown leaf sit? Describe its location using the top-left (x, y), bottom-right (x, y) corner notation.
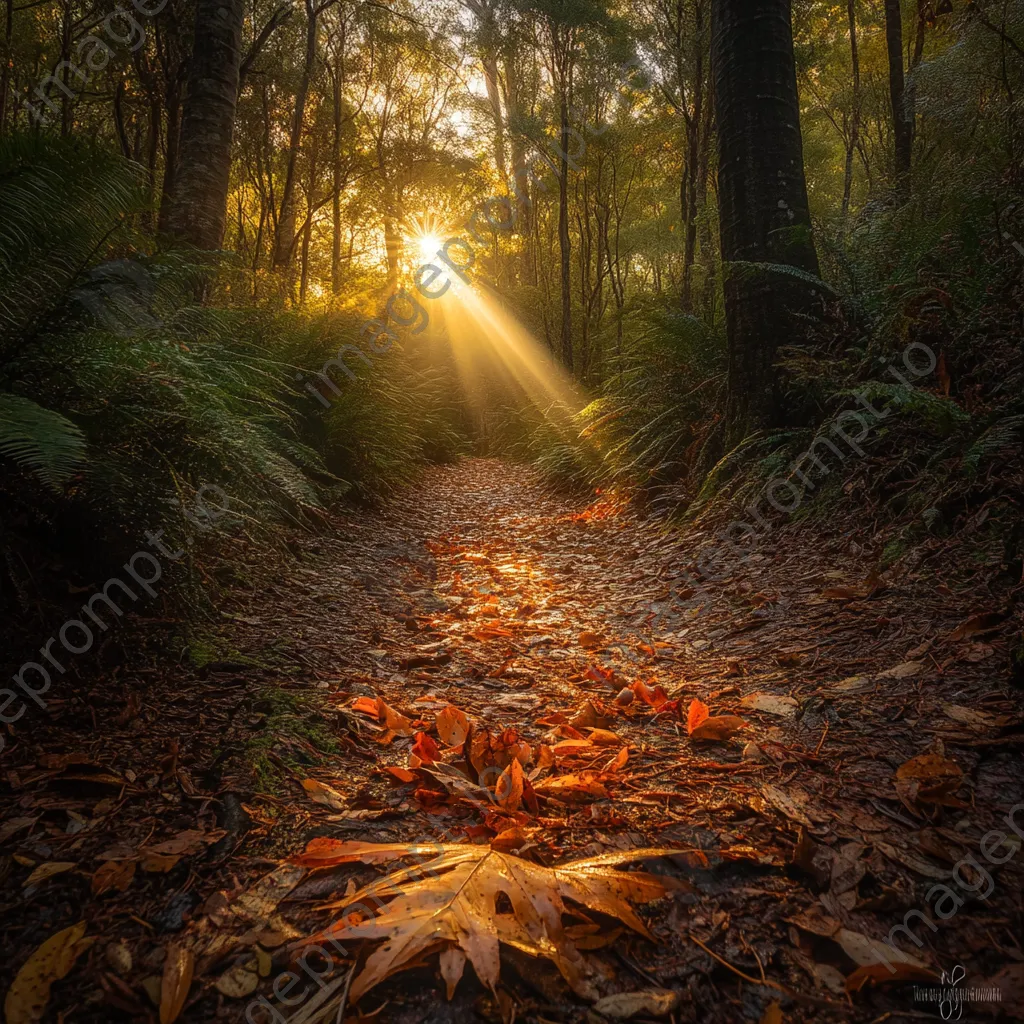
top-left (159, 943), bottom-right (193, 1024)
top-left (294, 841), bottom-right (686, 1004)
top-left (214, 964), bottom-right (258, 999)
top-left (23, 861), bottom-right (76, 888)
top-left (949, 611), bottom-right (1004, 641)
top-left (302, 779), bottom-right (346, 810)
top-left (758, 785), bottom-right (814, 827)
top-left (845, 960), bottom-right (937, 992)
top-left (592, 988), bottom-right (680, 1019)
top-left (140, 853), bottom-right (181, 873)
top-left (606, 746), bottom-right (630, 772)
top-left (4, 922), bottom-right (92, 1024)
top-left (145, 830), bottom-right (223, 857)
top-left (91, 859), bottom-right (136, 896)
top-left (760, 1002), bottom-right (784, 1024)
top-left (739, 693), bottom-right (798, 718)
top-left (895, 752), bottom-right (962, 782)
top-left (533, 774), bottom-right (609, 802)
top-left (686, 699), bottom-right (709, 735)
top-left (436, 705), bottom-right (470, 747)
top-left (835, 927), bottom-right (929, 969)
top-left (586, 728), bottom-right (622, 746)
top-left (877, 660), bottom-right (923, 679)
top-left (495, 758), bottom-right (524, 813)
top-left (689, 715), bottom-right (747, 742)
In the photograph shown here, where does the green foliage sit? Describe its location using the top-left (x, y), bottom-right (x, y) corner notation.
top-left (0, 393), bottom-right (87, 491)
top-left (0, 135), bottom-right (467, 615)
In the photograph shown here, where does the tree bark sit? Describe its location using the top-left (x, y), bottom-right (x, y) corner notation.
top-left (884, 0), bottom-right (912, 187)
top-left (163, 0), bottom-right (244, 249)
top-left (0, 0), bottom-right (13, 137)
top-left (558, 86), bottom-right (573, 372)
top-left (712, 0), bottom-right (820, 442)
top-left (275, 0), bottom-right (320, 267)
top-left (842, 0), bottom-right (861, 225)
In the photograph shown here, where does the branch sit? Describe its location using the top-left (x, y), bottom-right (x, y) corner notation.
top-left (238, 3), bottom-right (295, 90)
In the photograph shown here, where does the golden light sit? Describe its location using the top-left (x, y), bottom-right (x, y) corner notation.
top-left (416, 233), bottom-right (444, 262)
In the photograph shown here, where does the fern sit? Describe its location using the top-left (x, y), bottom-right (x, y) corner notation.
top-left (0, 393), bottom-right (87, 491)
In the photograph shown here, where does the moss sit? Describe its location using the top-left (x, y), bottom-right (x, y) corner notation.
top-left (240, 685), bottom-right (341, 792)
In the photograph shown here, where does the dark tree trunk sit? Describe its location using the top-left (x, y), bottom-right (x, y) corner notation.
top-left (558, 90), bottom-right (573, 372)
top-left (157, 82), bottom-right (182, 234)
top-left (712, 0), bottom-right (820, 443)
top-left (884, 0), bottom-right (912, 187)
top-left (0, 0), bottom-right (13, 136)
top-left (842, 0), bottom-right (861, 225)
top-left (163, 0), bottom-right (244, 250)
top-left (274, 0), bottom-right (319, 267)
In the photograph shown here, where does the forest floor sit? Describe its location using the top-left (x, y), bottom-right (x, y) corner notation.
top-left (2, 458), bottom-right (1023, 1024)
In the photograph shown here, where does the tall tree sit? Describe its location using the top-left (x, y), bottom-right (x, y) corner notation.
top-left (712, 0), bottom-right (819, 441)
top-left (884, 0), bottom-right (912, 186)
top-left (163, 0), bottom-right (245, 249)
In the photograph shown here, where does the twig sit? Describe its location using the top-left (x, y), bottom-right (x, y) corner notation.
top-left (814, 720), bottom-right (830, 756)
top-left (333, 963), bottom-right (356, 1024)
top-left (687, 934), bottom-right (854, 1014)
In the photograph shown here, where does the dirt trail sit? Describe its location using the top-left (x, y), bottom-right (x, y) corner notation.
top-left (2, 458), bottom-right (1021, 1023)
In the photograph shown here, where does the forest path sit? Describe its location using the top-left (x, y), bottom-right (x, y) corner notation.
top-left (212, 456), bottom-right (1020, 1021)
top-left (4, 459), bottom-right (1021, 1023)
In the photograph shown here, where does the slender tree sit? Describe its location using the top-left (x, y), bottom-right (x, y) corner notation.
top-left (163, 0), bottom-right (245, 249)
top-left (884, 0), bottom-right (912, 186)
top-left (712, 0), bottom-right (819, 441)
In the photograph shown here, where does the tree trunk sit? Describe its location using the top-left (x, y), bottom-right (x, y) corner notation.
top-left (712, 0), bottom-right (820, 442)
top-left (842, 0), bottom-right (861, 225)
top-left (330, 17), bottom-right (347, 295)
top-left (884, 0), bottom-right (912, 187)
top-left (0, 0), bottom-right (13, 136)
top-left (557, 89), bottom-right (573, 372)
top-left (275, 0), bottom-right (319, 267)
top-left (163, 0), bottom-right (244, 249)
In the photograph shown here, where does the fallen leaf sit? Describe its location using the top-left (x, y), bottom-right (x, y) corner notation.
top-left (159, 943), bottom-right (193, 1024)
top-left (145, 830), bottom-right (222, 856)
top-left (4, 922), bottom-right (92, 1024)
top-left (760, 1002), bottom-right (784, 1024)
top-left (686, 699), bottom-right (709, 735)
top-left (91, 859), bottom-right (136, 896)
top-left (877, 661), bottom-right (923, 680)
top-left (23, 861), bottom-right (76, 888)
top-left (140, 853), bottom-right (181, 873)
top-left (835, 927), bottom-right (929, 969)
top-left (949, 611), bottom-right (1005, 641)
top-left (351, 696), bottom-right (379, 717)
top-left (495, 758), bottom-right (524, 812)
top-left (533, 774), bottom-right (610, 802)
top-left (302, 779), bottom-right (346, 810)
top-left (0, 817), bottom-right (38, 845)
top-left (896, 752), bottom-right (962, 782)
top-left (296, 842), bottom-right (686, 1003)
top-left (740, 693), bottom-right (798, 718)
top-left (436, 706), bottom-right (470, 747)
top-left (758, 785), bottom-right (814, 827)
top-left (214, 964), bottom-right (258, 999)
top-left (592, 988), bottom-right (681, 1019)
top-left (845, 960), bottom-right (937, 992)
top-left (410, 732), bottom-right (440, 764)
top-left (690, 715), bottom-right (747, 742)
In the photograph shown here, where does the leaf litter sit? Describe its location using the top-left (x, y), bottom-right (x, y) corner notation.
top-left (1, 459), bottom-right (1021, 1023)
